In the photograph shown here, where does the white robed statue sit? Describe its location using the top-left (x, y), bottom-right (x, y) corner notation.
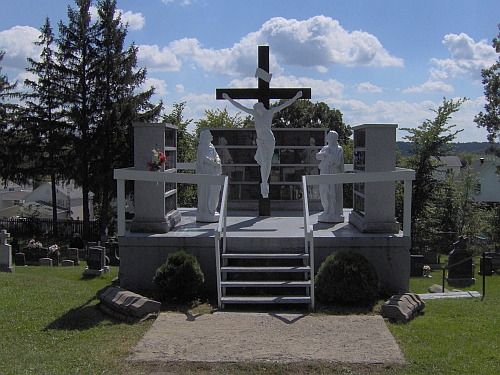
top-left (196, 130), bottom-right (222, 222)
top-left (222, 91), bottom-right (302, 198)
top-left (316, 130), bottom-right (344, 223)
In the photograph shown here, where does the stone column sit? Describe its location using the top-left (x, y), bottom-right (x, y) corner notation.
top-left (0, 230), bottom-right (14, 273)
top-left (130, 123), bottom-right (181, 233)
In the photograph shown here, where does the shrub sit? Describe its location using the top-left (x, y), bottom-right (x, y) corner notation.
top-left (153, 250), bottom-right (205, 302)
top-left (315, 251), bottom-right (380, 305)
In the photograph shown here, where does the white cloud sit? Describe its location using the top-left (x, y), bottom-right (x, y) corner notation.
top-left (0, 26), bottom-right (41, 70)
top-left (325, 97), bottom-right (488, 143)
top-left (357, 82), bottom-right (382, 93)
top-left (430, 33), bottom-right (497, 82)
top-left (165, 16), bottom-right (402, 77)
top-left (143, 77), bottom-right (168, 95)
top-left (138, 44), bottom-right (182, 72)
top-left (403, 80), bottom-right (454, 94)
top-left (90, 6), bottom-right (145, 31)
top-left (175, 84), bottom-right (185, 93)
top-left (256, 16), bottom-right (404, 68)
top-left (120, 10), bottom-right (145, 31)
top-left (225, 75), bottom-right (344, 98)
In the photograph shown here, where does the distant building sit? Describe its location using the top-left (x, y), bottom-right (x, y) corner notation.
top-left (470, 158), bottom-right (500, 204)
top-left (0, 181), bottom-right (94, 220)
top-left (432, 155), bottom-right (462, 179)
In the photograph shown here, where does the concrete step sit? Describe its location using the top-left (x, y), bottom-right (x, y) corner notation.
top-left (221, 280), bottom-right (311, 288)
top-left (222, 253), bottom-right (309, 259)
top-left (221, 266), bottom-right (311, 273)
top-left (221, 296), bottom-right (311, 304)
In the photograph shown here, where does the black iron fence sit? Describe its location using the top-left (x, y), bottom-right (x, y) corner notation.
top-left (0, 217), bottom-right (101, 241)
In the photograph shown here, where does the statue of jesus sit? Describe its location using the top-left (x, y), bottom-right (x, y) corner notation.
top-left (222, 91), bottom-right (302, 198)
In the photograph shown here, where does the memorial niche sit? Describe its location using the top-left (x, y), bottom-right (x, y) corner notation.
top-left (209, 128), bottom-right (326, 206)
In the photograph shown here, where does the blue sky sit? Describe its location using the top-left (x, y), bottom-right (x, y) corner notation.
top-left (1, 0), bottom-right (499, 142)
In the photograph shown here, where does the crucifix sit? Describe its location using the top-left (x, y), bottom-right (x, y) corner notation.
top-left (216, 45), bottom-right (312, 216)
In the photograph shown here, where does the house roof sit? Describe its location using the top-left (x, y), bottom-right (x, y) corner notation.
top-left (432, 156), bottom-right (462, 168)
top-left (0, 190), bottom-right (30, 201)
top-left (470, 159), bottom-right (497, 174)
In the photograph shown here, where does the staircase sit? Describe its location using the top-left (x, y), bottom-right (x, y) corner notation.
top-left (218, 248), bottom-right (314, 310)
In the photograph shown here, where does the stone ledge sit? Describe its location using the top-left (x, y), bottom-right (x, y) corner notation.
top-left (96, 286), bottom-right (161, 321)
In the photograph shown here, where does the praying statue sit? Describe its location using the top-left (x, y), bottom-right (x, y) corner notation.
top-left (222, 91), bottom-right (302, 198)
top-left (196, 130), bottom-right (222, 222)
top-left (316, 130), bottom-right (344, 223)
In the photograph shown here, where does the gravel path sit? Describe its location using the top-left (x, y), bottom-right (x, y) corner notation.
top-left (128, 312), bottom-right (405, 365)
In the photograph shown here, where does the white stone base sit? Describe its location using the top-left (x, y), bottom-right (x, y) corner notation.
top-left (130, 210), bottom-right (181, 233)
top-left (84, 267), bottom-right (103, 276)
top-left (318, 213), bottom-right (344, 224)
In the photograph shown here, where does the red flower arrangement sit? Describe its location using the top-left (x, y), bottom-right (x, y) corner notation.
top-left (147, 147), bottom-right (167, 171)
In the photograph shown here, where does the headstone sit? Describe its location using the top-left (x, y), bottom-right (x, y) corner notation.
top-left (14, 252), bottom-right (25, 267)
top-left (39, 258), bottom-right (53, 267)
top-left (62, 260), bottom-right (75, 267)
top-left (105, 239), bottom-right (120, 266)
top-left (410, 254), bottom-right (425, 277)
top-left (484, 252), bottom-right (500, 273)
top-left (0, 230), bottom-right (14, 273)
top-left (479, 256), bottom-right (493, 276)
top-left (381, 293), bottom-right (426, 323)
top-left (23, 246), bottom-right (39, 265)
top-left (447, 236), bottom-right (475, 287)
top-left (84, 246), bottom-right (105, 276)
top-left (67, 248), bottom-right (80, 266)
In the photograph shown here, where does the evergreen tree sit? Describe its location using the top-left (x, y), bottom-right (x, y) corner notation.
top-left (57, 0), bottom-right (100, 237)
top-left (475, 23), bottom-right (500, 158)
top-left (92, 0), bottom-right (161, 234)
top-left (0, 51), bottom-right (22, 184)
top-left (23, 18), bottom-right (72, 231)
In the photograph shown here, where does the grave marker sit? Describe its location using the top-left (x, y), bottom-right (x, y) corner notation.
top-left (0, 230), bottom-right (14, 273)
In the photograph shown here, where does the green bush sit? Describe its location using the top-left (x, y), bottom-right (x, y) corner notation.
top-left (315, 251), bottom-right (379, 305)
top-left (153, 250), bottom-right (205, 302)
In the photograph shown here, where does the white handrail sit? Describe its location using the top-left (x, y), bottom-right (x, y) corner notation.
top-left (113, 167), bottom-right (227, 237)
top-left (304, 168), bottom-right (415, 237)
top-left (214, 176), bottom-right (229, 309)
top-left (302, 176), bottom-right (315, 310)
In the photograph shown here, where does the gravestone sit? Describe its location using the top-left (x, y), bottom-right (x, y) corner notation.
top-left (410, 254), bottom-right (425, 277)
top-left (0, 230), bottom-right (14, 273)
top-left (39, 258), bottom-right (53, 267)
top-left (67, 248), bottom-right (80, 266)
top-left (84, 246), bottom-right (105, 276)
top-left (14, 252), bottom-right (25, 267)
top-left (447, 236), bottom-right (475, 287)
top-left (382, 293), bottom-right (426, 323)
top-left (105, 239), bottom-right (120, 266)
top-left (479, 256), bottom-right (493, 276)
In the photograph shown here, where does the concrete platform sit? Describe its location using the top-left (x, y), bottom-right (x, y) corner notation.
top-left (118, 208), bottom-right (411, 296)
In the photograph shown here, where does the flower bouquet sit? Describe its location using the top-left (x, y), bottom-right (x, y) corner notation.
top-left (147, 146), bottom-right (167, 171)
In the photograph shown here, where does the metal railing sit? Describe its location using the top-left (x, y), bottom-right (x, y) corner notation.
top-left (302, 176), bottom-right (315, 310)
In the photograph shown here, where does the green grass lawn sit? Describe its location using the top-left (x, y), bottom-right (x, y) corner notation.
top-left (0, 259), bottom-right (499, 374)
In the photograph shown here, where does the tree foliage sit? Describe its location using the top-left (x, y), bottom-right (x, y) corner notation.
top-left (271, 99), bottom-right (352, 144)
top-left (400, 97), bottom-right (467, 250)
top-left (475, 23), bottom-right (500, 157)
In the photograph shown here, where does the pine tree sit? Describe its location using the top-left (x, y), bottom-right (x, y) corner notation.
top-left (23, 17), bottom-right (72, 232)
top-left (0, 51), bottom-right (22, 184)
top-left (57, 0), bottom-right (100, 237)
top-left (91, 0), bottom-right (161, 234)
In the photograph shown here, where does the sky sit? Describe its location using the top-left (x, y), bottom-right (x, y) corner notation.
top-left (1, 0), bottom-right (499, 143)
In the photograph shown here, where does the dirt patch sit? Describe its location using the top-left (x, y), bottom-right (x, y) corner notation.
top-left (128, 312), bottom-right (405, 365)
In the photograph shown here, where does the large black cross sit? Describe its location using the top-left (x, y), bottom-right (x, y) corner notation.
top-left (216, 45), bottom-right (312, 216)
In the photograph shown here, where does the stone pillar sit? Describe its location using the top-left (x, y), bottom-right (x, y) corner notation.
top-left (350, 124), bottom-right (401, 233)
top-left (0, 230), bottom-right (14, 273)
top-left (130, 123), bottom-right (181, 233)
